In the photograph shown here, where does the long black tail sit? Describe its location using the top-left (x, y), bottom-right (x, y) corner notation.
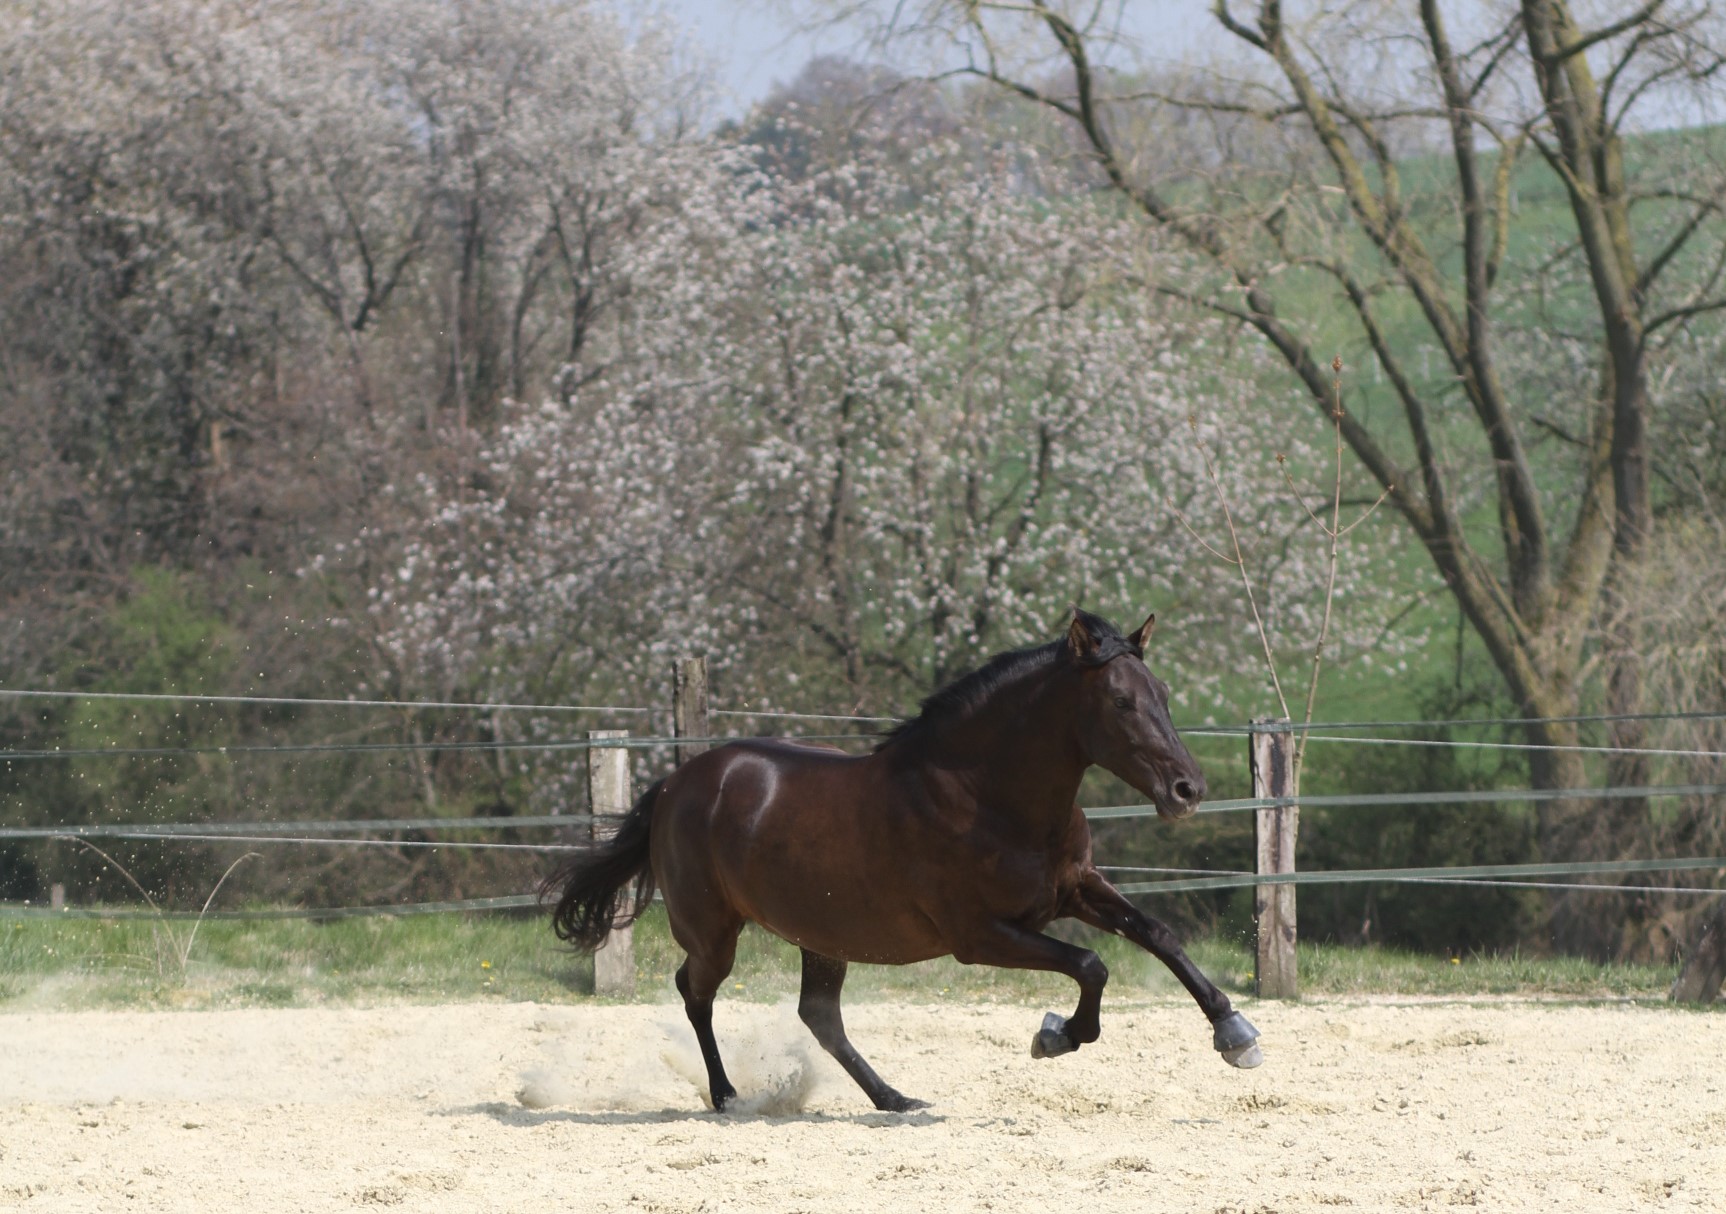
top-left (539, 778), bottom-right (663, 952)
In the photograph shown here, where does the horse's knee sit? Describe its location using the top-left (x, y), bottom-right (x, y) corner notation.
top-left (1141, 918), bottom-right (1183, 955)
top-left (1078, 950), bottom-right (1109, 993)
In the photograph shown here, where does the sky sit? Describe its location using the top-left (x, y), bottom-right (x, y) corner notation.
top-left (644, 1), bottom-right (1218, 117)
top-left (649, 1), bottom-right (836, 110)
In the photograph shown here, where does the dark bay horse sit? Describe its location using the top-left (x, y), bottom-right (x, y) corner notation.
top-left (543, 609), bottom-right (1261, 1112)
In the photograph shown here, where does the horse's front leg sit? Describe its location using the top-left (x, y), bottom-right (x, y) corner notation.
top-left (949, 920), bottom-right (1108, 1058)
top-left (1067, 867), bottom-right (1263, 1069)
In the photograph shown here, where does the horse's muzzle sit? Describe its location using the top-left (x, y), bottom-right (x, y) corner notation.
top-left (1156, 775), bottom-right (1205, 820)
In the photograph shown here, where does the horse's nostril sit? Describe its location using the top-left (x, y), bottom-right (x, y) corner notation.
top-left (1173, 779), bottom-right (1198, 803)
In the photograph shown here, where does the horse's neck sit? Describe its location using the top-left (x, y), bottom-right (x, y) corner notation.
top-left (909, 682), bottom-right (1086, 836)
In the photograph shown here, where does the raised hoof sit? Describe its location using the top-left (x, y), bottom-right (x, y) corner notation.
top-left (710, 1085), bottom-right (738, 1113)
top-left (1030, 1011), bottom-right (1077, 1060)
top-left (1222, 1041), bottom-right (1264, 1068)
top-left (877, 1091), bottom-right (932, 1113)
top-left (1213, 1011), bottom-right (1262, 1069)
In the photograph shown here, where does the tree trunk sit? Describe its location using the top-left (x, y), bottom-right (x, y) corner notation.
top-left (1527, 721), bottom-right (1614, 958)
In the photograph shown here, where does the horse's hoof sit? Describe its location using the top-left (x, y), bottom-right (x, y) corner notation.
top-left (877, 1091), bottom-right (931, 1113)
top-left (1213, 1011), bottom-right (1262, 1069)
top-left (1222, 1041), bottom-right (1264, 1068)
top-left (1031, 1011), bottom-right (1076, 1059)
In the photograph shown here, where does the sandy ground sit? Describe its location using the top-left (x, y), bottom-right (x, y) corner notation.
top-left (2, 995), bottom-right (1722, 1213)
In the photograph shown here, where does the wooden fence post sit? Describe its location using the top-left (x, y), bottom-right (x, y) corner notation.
top-left (587, 728), bottom-right (635, 998)
top-left (1253, 718), bottom-right (1299, 999)
top-left (673, 656), bottom-right (710, 767)
top-left (1671, 899), bottom-right (1726, 1004)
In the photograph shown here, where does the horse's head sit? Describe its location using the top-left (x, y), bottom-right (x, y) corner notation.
top-left (1067, 609), bottom-right (1207, 820)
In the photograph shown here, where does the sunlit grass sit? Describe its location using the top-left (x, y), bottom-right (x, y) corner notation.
top-left (0, 904), bottom-right (1684, 1012)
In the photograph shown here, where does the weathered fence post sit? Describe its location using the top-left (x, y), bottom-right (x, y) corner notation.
top-left (673, 656), bottom-right (711, 767)
top-left (587, 728), bottom-right (635, 998)
top-left (1671, 899), bottom-right (1726, 1005)
top-left (1253, 718), bottom-right (1299, 998)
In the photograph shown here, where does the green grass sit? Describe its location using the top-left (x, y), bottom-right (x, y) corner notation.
top-left (1293, 942), bottom-right (1679, 1000)
top-left (0, 904), bottom-right (1684, 1012)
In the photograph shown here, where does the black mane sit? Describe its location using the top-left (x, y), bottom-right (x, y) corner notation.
top-left (875, 611), bottom-right (1141, 750)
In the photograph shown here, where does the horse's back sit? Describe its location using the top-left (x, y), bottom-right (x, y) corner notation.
top-left (651, 738), bottom-right (896, 879)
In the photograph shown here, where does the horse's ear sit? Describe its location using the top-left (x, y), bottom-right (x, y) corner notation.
top-left (1130, 612), bottom-right (1156, 651)
top-left (1067, 609), bottom-right (1100, 659)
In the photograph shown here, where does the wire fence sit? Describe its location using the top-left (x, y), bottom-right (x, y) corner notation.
top-left (0, 894), bottom-right (541, 921)
top-left (0, 813), bottom-right (595, 839)
top-left (0, 688), bottom-right (655, 714)
top-left (1111, 856), bottom-right (1726, 896)
top-left (5, 685), bottom-right (1725, 923)
top-left (8, 732), bottom-right (1726, 763)
top-left (9, 682), bottom-right (1726, 731)
top-left (8, 780), bottom-right (1726, 843)
top-left (9, 858), bottom-right (1723, 923)
top-left (1093, 865), bottom-right (1726, 898)
top-left (0, 735), bottom-right (875, 761)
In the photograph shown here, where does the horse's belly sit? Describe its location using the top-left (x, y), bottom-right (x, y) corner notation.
top-left (732, 855), bottom-right (951, 965)
top-left (757, 910), bottom-right (948, 966)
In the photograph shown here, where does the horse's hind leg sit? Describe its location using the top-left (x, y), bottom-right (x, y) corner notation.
top-left (673, 917), bottom-right (743, 1111)
top-left (798, 950), bottom-right (928, 1113)
top-left (1068, 868), bottom-right (1262, 1069)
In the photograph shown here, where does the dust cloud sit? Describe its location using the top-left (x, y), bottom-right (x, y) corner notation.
top-left (518, 999), bottom-right (822, 1115)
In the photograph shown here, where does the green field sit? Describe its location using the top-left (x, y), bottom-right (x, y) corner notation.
top-left (0, 903), bottom-right (1683, 1012)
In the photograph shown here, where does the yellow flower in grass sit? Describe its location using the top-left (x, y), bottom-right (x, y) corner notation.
top-left (481, 960), bottom-right (492, 970)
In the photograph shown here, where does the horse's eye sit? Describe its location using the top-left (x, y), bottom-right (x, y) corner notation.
top-left (1113, 695), bottom-right (1134, 711)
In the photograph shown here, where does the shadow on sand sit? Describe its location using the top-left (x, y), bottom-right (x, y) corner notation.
top-left (439, 1101), bottom-right (945, 1129)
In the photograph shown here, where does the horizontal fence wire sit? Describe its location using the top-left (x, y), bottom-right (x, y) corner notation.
top-left (0, 894), bottom-right (542, 921)
top-left (0, 688), bottom-right (653, 714)
top-left (1095, 866), bottom-right (1726, 897)
top-left (709, 709), bottom-right (902, 723)
top-left (63, 833), bottom-right (577, 852)
top-left (0, 813), bottom-right (603, 840)
top-left (1115, 856), bottom-right (1726, 896)
top-left (1186, 708), bottom-right (1726, 733)
top-left (12, 686), bottom-right (1726, 733)
top-left (1094, 865), bottom-right (1253, 876)
top-left (7, 781), bottom-right (1724, 843)
top-left (1395, 877), bottom-right (1726, 897)
top-left (10, 857), bottom-right (1725, 922)
top-left (9, 729), bottom-right (1722, 765)
top-left (1090, 782), bottom-right (1726, 819)
top-left (0, 734), bottom-right (875, 761)
top-left (7, 735), bottom-right (1723, 764)
top-left (1282, 734), bottom-right (1726, 761)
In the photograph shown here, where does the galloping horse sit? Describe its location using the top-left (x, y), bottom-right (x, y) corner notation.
top-left (543, 610), bottom-right (1261, 1112)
